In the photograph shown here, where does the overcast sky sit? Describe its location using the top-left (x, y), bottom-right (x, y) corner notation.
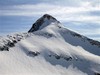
top-left (0, 0), bottom-right (100, 41)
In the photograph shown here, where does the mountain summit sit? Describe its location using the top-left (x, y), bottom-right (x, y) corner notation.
top-left (28, 14), bottom-right (59, 32)
top-left (28, 14), bottom-right (100, 55)
top-left (0, 14), bottom-right (100, 75)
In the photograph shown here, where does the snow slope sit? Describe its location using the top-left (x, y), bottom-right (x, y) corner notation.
top-left (0, 14), bottom-right (100, 75)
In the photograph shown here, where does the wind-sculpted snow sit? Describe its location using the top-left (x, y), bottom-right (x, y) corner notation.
top-left (0, 14), bottom-right (100, 75)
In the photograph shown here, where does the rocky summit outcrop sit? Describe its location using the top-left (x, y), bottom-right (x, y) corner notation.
top-left (28, 14), bottom-right (59, 32)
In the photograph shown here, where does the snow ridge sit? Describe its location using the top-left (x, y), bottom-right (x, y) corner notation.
top-left (0, 33), bottom-right (30, 51)
top-left (0, 14), bottom-right (100, 75)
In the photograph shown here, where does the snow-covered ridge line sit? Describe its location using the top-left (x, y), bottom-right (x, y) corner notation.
top-left (0, 14), bottom-right (100, 75)
top-left (28, 14), bottom-right (100, 47)
top-left (0, 13), bottom-right (100, 51)
top-left (0, 33), bottom-right (30, 51)
top-left (1, 28), bottom-right (100, 52)
top-left (67, 29), bottom-right (100, 47)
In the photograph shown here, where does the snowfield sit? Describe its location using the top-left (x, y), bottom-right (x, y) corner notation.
top-left (0, 14), bottom-right (100, 75)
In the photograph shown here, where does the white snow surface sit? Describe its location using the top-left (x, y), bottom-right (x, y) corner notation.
top-left (0, 16), bottom-right (100, 75)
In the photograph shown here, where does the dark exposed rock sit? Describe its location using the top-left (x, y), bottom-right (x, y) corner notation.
top-left (0, 46), bottom-right (9, 51)
top-left (28, 14), bottom-right (58, 32)
top-left (12, 40), bottom-right (17, 43)
top-left (0, 40), bottom-right (15, 51)
top-left (0, 33), bottom-right (29, 51)
top-left (87, 38), bottom-right (100, 47)
top-left (70, 31), bottom-right (100, 47)
top-left (48, 54), bottom-right (52, 57)
top-left (95, 73), bottom-right (100, 75)
top-left (6, 41), bottom-right (15, 47)
top-left (53, 53), bottom-right (72, 61)
top-left (43, 14), bottom-right (56, 20)
top-left (55, 55), bottom-right (60, 59)
top-left (17, 39), bottom-right (21, 41)
top-left (28, 51), bottom-right (40, 57)
top-left (64, 57), bottom-right (72, 61)
top-left (57, 25), bottom-right (61, 28)
top-left (72, 33), bottom-right (82, 38)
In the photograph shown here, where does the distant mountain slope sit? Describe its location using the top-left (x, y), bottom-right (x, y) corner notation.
top-left (0, 14), bottom-right (100, 75)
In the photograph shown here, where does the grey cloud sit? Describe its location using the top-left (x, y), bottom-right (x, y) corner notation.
top-left (64, 21), bottom-right (100, 30)
top-left (74, 10), bottom-right (100, 16)
top-left (0, 0), bottom-right (99, 7)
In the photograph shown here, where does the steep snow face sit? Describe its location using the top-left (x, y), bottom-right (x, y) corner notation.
top-left (0, 14), bottom-right (100, 75)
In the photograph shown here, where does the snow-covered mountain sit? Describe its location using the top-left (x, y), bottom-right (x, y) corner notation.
top-left (0, 14), bottom-right (100, 75)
